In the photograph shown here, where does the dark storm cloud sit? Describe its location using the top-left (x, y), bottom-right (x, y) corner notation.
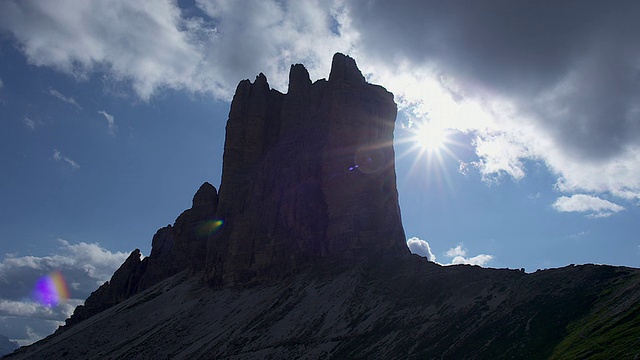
top-left (1, 0), bottom-right (637, 197)
top-left (0, 0), bottom-right (352, 100)
top-left (348, 0), bottom-right (640, 162)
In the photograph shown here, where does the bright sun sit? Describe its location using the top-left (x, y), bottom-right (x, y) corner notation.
top-left (396, 118), bottom-right (462, 192)
top-left (413, 122), bottom-right (449, 152)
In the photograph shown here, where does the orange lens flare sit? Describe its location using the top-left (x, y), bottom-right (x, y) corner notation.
top-left (33, 270), bottom-right (70, 307)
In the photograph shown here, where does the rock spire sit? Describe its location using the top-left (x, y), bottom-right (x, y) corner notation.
top-left (63, 53), bottom-right (408, 328)
top-left (206, 53), bottom-right (408, 285)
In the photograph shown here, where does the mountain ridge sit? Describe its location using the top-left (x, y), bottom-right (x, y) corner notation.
top-left (4, 53), bottom-right (640, 358)
top-left (6, 258), bottom-right (640, 359)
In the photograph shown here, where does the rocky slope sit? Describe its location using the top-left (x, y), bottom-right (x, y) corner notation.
top-left (5, 259), bottom-right (640, 359)
top-left (62, 182), bottom-right (218, 328)
top-left (5, 54), bottom-right (640, 358)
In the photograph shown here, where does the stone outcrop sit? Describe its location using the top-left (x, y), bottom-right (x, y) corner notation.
top-left (207, 53), bottom-right (408, 286)
top-left (63, 249), bottom-right (144, 328)
top-left (140, 181), bottom-right (219, 285)
top-left (61, 53), bottom-right (408, 328)
top-left (62, 182), bottom-right (219, 328)
top-left (9, 261), bottom-right (640, 359)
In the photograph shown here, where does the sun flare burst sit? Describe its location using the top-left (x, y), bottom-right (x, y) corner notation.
top-left (394, 118), bottom-right (466, 193)
top-left (413, 121), bottom-right (450, 152)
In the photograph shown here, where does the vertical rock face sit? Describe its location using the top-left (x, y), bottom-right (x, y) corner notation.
top-left (140, 181), bottom-right (218, 286)
top-left (63, 182), bottom-right (219, 328)
top-left (63, 249), bottom-right (144, 328)
top-left (207, 53), bottom-right (408, 286)
top-left (63, 53), bottom-right (408, 328)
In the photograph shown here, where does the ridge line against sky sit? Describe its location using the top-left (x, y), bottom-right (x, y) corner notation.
top-left (1, 0), bottom-right (639, 346)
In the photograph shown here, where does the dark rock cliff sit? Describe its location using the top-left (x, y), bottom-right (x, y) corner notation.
top-left (62, 182), bottom-right (218, 328)
top-left (207, 53), bottom-right (407, 286)
top-left (61, 53), bottom-right (407, 327)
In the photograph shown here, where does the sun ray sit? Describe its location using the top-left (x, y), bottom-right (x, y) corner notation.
top-left (395, 117), bottom-right (468, 195)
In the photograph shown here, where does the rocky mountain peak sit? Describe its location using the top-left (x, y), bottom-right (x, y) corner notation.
top-left (206, 52), bottom-right (407, 286)
top-left (60, 52), bottom-right (407, 328)
top-left (287, 63), bottom-right (311, 96)
top-left (192, 181), bottom-right (218, 208)
top-left (328, 52), bottom-right (366, 85)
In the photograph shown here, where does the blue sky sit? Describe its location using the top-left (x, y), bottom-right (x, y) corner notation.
top-left (1, 0), bottom-right (639, 346)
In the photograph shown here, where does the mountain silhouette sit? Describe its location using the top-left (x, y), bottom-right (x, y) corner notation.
top-left (5, 54), bottom-right (640, 359)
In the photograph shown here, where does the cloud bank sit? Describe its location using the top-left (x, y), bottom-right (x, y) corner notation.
top-left (1, 0), bottom-right (638, 206)
top-left (0, 0), bottom-right (352, 100)
top-left (0, 239), bottom-right (129, 345)
top-left (444, 245), bottom-right (494, 267)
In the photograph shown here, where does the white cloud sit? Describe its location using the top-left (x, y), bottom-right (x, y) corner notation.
top-left (0, 239), bottom-right (129, 345)
top-left (193, 0), bottom-right (354, 95)
top-left (552, 194), bottom-right (625, 218)
top-left (443, 244), bottom-right (494, 267)
top-left (48, 88), bottom-right (82, 110)
top-left (407, 240), bottom-right (494, 267)
top-left (2, 0), bottom-right (639, 203)
top-left (406, 237), bottom-right (436, 262)
top-left (23, 116), bottom-right (36, 131)
top-left (98, 110), bottom-right (117, 135)
top-left (1, 239), bottom-right (129, 285)
top-left (449, 254), bottom-right (494, 267)
top-left (470, 131), bottom-right (531, 183)
top-left (551, 148), bottom-right (640, 200)
top-left (0, 78), bottom-right (3, 89)
top-left (444, 245), bottom-right (466, 258)
top-left (24, 326), bottom-right (46, 347)
top-left (0, 299), bottom-right (79, 320)
top-left (0, 0), bottom-right (353, 101)
top-left (0, 1), bottom-right (204, 100)
top-left (344, 1), bottom-right (640, 201)
top-left (52, 149), bottom-right (80, 170)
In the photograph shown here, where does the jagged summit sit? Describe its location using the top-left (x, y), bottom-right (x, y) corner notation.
top-left (207, 51), bottom-right (407, 286)
top-left (60, 53), bottom-right (407, 328)
top-left (329, 53), bottom-right (366, 84)
top-left (287, 63), bottom-right (311, 95)
top-left (192, 181), bottom-right (217, 208)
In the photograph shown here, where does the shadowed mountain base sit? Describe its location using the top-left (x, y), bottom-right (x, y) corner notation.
top-left (5, 259), bottom-right (640, 359)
